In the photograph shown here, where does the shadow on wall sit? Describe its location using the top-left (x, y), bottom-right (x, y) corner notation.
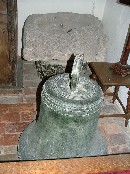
top-left (35, 54), bottom-right (75, 121)
top-left (36, 76), bottom-right (48, 121)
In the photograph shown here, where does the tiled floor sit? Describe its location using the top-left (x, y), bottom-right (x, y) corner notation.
top-left (98, 117), bottom-right (130, 154)
top-left (99, 95), bottom-right (130, 155)
top-left (0, 61), bottom-right (130, 161)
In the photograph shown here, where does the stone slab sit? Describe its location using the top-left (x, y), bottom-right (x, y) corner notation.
top-left (23, 13), bottom-right (107, 66)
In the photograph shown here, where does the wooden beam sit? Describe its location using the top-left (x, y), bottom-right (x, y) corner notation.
top-left (0, 154), bottom-right (130, 174)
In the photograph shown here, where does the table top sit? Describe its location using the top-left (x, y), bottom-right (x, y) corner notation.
top-left (89, 62), bottom-right (130, 86)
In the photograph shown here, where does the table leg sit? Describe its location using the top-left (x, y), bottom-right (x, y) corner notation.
top-left (112, 86), bottom-right (120, 103)
top-left (125, 87), bottom-right (130, 127)
top-left (102, 86), bottom-right (109, 93)
top-left (127, 88), bottom-right (130, 113)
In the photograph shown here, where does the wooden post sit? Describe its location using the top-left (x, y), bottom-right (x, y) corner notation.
top-left (0, 0), bottom-right (17, 86)
top-left (111, 25), bottom-right (130, 77)
top-left (7, 0), bottom-right (18, 86)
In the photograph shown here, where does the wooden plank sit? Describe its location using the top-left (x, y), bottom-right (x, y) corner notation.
top-left (0, 154), bottom-right (130, 174)
top-left (0, 0), bottom-right (7, 11)
top-left (0, 13), bottom-right (10, 85)
top-left (100, 114), bottom-right (127, 118)
top-left (7, 0), bottom-right (18, 86)
top-left (0, 0), bottom-right (18, 86)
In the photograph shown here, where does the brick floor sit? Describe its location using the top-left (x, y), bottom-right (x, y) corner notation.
top-left (0, 61), bottom-right (130, 161)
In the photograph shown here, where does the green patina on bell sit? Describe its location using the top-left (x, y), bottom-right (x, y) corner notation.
top-left (18, 55), bottom-right (107, 160)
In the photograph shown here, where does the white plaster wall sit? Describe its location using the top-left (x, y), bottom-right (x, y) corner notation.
top-left (18, 0), bottom-right (106, 54)
top-left (102, 0), bottom-right (130, 63)
top-left (102, 0), bottom-right (130, 107)
top-left (94, 0), bottom-right (106, 20)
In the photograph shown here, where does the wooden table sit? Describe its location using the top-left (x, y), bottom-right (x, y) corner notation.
top-left (89, 62), bottom-right (130, 127)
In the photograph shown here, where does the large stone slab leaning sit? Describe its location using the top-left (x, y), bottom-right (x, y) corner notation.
top-left (23, 12), bottom-right (107, 66)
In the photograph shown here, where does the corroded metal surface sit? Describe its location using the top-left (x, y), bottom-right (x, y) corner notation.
top-left (18, 56), bottom-right (106, 160)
